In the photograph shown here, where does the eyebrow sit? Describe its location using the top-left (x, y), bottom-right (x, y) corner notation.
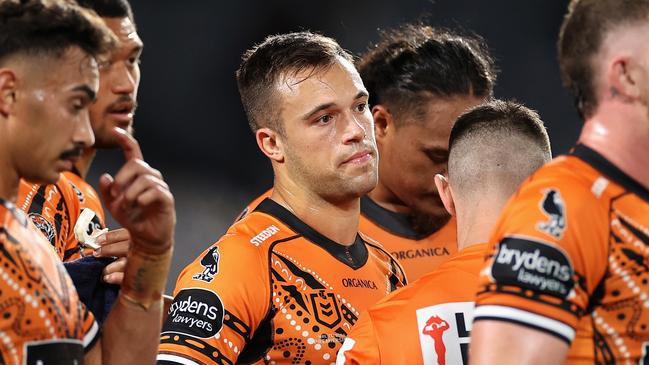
top-left (72, 85), bottom-right (96, 101)
top-left (301, 90), bottom-right (369, 120)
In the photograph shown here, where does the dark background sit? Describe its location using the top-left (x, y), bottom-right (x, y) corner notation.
top-left (89, 0), bottom-right (579, 292)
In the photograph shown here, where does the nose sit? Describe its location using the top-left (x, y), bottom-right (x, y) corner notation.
top-left (342, 112), bottom-right (367, 144)
top-left (74, 111), bottom-right (95, 148)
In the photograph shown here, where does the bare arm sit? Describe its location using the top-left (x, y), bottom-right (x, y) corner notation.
top-left (470, 320), bottom-right (569, 365)
top-left (85, 128), bottom-right (175, 365)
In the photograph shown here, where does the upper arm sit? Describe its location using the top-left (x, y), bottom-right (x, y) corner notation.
top-left (158, 237), bottom-right (271, 364)
top-left (470, 320), bottom-right (569, 365)
top-left (473, 174), bottom-right (609, 353)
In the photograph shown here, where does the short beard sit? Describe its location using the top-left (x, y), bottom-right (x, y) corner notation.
top-left (407, 207), bottom-right (451, 236)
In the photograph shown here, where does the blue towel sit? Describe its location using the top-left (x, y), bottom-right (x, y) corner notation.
top-left (64, 256), bottom-right (120, 325)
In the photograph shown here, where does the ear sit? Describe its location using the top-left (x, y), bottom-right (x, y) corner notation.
top-left (372, 104), bottom-right (395, 144)
top-left (434, 173), bottom-right (456, 217)
top-left (256, 127), bottom-right (284, 163)
top-left (608, 56), bottom-right (642, 101)
top-left (0, 69), bottom-right (17, 118)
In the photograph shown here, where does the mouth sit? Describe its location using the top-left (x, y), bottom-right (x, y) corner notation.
top-left (342, 150), bottom-right (373, 165)
top-left (107, 100), bottom-right (136, 127)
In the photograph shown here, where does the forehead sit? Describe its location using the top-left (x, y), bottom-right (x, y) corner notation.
top-left (103, 16), bottom-right (143, 53)
top-left (275, 57), bottom-right (366, 111)
top-left (29, 47), bottom-right (99, 90)
top-left (402, 95), bottom-right (484, 142)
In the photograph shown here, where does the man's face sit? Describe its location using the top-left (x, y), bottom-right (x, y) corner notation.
top-left (377, 95), bottom-right (483, 230)
top-left (9, 47), bottom-right (98, 184)
top-left (275, 57), bottom-right (378, 201)
top-left (90, 16), bottom-right (142, 148)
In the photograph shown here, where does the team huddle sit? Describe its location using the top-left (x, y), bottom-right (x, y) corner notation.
top-left (1, 0), bottom-right (648, 364)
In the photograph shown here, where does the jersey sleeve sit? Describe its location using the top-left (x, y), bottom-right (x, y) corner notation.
top-left (81, 302), bottom-right (100, 352)
top-left (474, 173), bottom-right (610, 344)
top-left (336, 311), bottom-right (381, 365)
top-left (158, 236), bottom-right (271, 365)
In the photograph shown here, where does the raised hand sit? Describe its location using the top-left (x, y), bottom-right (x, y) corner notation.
top-left (98, 128), bottom-right (175, 255)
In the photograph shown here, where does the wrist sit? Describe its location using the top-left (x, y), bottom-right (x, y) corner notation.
top-left (120, 248), bottom-right (173, 310)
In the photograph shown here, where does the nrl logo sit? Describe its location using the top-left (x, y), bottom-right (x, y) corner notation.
top-left (536, 189), bottom-right (566, 240)
top-left (193, 246), bottom-right (220, 283)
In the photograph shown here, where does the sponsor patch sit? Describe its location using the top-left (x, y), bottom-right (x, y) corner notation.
top-left (536, 189), bottom-right (566, 239)
top-left (416, 302), bottom-right (474, 365)
top-left (162, 288), bottom-right (224, 338)
top-left (490, 237), bottom-right (574, 298)
top-left (193, 246), bottom-right (220, 282)
top-left (29, 213), bottom-right (56, 244)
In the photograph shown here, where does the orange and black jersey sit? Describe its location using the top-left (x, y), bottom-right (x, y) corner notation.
top-left (17, 171), bottom-right (106, 261)
top-left (475, 145), bottom-right (649, 363)
top-left (158, 198), bottom-right (406, 365)
top-left (359, 196), bottom-right (457, 281)
top-left (237, 191), bottom-right (456, 281)
top-left (0, 199), bottom-right (98, 364)
top-left (337, 243), bottom-right (486, 365)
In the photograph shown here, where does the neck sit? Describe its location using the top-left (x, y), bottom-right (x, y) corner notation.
top-left (0, 151), bottom-right (19, 203)
top-left (271, 177), bottom-right (360, 246)
top-left (75, 147), bottom-right (97, 179)
top-left (455, 195), bottom-right (505, 251)
top-left (579, 102), bottom-right (649, 188)
top-left (367, 181), bottom-right (410, 214)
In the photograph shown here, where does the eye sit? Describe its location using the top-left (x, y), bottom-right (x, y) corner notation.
top-left (127, 55), bottom-right (142, 67)
top-left (317, 114), bottom-right (333, 125)
top-left (354, 102), bottom-right (367, 113)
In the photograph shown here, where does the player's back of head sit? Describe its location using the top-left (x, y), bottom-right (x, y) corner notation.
top-left (0, 0), bottom-right (115, 64)
top-left (236, 31), bottom-right (354, 134)
top-left (357, 23), bottom-right (496, 123)
top-left (559, 0), bottom-right (649, 119)
top-left (448, 100), bottom-right (552, 202)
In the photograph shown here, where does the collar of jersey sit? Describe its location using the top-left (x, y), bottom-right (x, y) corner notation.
top-left (360, 195), bottom-right (442, 240)
top-left (254, 198), bottom-right (369, 269)
top-left (572, 144), bottom-right (649, 202)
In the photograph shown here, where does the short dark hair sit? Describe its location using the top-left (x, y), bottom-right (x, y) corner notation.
top-left (357, 23), bottom-right (496, 124)
top-left (0, 0), bottom-right (115, 63)
top-left (559, 0), bottom-right (649, 119)
top-left (236, 31), bottom-right (354, 134)
top-left (75, 0), bottom-right (133, 20)
top-left (448, 100), bottom-right (551, 196)
top-left (450, 100), bottom-right (550, 154)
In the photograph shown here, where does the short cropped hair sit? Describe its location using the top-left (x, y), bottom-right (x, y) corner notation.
top-left (0, 0), bottom-right (115, 64)
top-left (357, 23), bottom-right (496, 124)
top-left (75, 0), bottom-right (133, 20)
top-left (559, 0), bottom-right (649, 119)
top-left (236, 31), bottom-right (354, 134)
top-left (448, 100), bottom-right (551, 198)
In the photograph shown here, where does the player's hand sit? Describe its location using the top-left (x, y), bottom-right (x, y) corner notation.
top-left (95, 228), bottom-right (130, 284)
top-left (98, 128), bottom-right (175, 255)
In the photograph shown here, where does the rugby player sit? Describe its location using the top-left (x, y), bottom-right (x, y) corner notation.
top-left (0, 0), bottom-right (174, 363)
top-left (17, 0), bottom-right (142, 284)
top-left (239, 24), bottom-right (496, 281)
top-left (336, 100), bottom-right (551, 365)
top-left (158, 32), bottom-right (406, 365)
top-left (471, 1), bottom-right (649, 363)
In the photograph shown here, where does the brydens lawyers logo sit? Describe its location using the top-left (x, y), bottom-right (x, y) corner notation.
top-left (490, 237), bottom-right (574, 298)
top-left (416, 302), bottom-right (473, 365)
top-left (536, 188), bottom-right (566, 240)
top-left (162, 288), bottom-right (224, 339)
top-left (193, 246), bottom-right (220, 282)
